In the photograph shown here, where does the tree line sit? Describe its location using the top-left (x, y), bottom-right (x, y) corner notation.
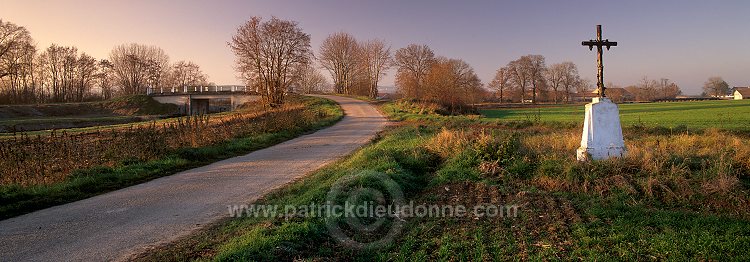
top-left (617, 77), bottom-right (681, 102)
top-left (5, 16), bottom-right (699, 107)
top-left (229, 18), bottom-right (393, 106)
top-left (488, 55), bottom-right (685, 104)
top-left (0, 19), bottom-right (209, 104)
top-left (393, 44), bottom-right (483, 112)
top-left (230, 17), bottom-right (692, 109)
top-left (230, 17), bottom-right (482, 109)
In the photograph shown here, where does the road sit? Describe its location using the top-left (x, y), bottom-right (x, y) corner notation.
top-left (0, 95), bottom-right (386, 261)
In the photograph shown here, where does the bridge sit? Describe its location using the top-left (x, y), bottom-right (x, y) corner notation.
top-left (147, 85), bottom-right (262, 115)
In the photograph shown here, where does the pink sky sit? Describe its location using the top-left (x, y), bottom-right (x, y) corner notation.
top-left (3, 0), bottom-right (749, 95)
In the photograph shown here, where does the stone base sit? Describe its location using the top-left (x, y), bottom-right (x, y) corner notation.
top-left (576, 146), bottom-right (626, 161)
top-left (576, 97), bottom-right (627, 161)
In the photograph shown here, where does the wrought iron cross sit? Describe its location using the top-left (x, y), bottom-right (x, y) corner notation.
top-left (582, 25), bottom-right (617, 97)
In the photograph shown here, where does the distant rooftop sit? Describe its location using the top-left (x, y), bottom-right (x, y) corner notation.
top-left (733, 87), bottom-right (750, 97)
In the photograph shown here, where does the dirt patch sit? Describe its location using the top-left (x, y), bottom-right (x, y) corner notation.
top-left (407, 182), bottom-right (583, 259)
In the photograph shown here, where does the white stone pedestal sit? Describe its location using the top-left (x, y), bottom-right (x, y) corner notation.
top-left (576, 97), bottom-right (626, 161)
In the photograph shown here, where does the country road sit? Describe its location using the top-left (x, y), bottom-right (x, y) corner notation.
top-left (0, 95), bottom-right (386, 262)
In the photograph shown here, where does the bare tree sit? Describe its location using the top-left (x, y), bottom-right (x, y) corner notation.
top-left (545, 62), bottom-right (579, 103)
top-left (559, 62), bottom-right (579, 103)
top-left (230, 17), bottom-right (311, 106)
top-left (636, 76), bottom-right (659, 101)
top-left (74, 53), bottom-right (97, 101)
top-left (703, 76), bottom-right (729, 98)
top-left (168, 60), bottom-right (207, 89)
top-left (0, 19), bottom-right (32, 80)
top-left (358, 39), bottom-right (392, 99)
top-left (621, 76), bottom-right (682, 101)
top-left (507, 56), bottom-right (531, 103)
top-left (545, 63), bottom-right (566, 103)
top-left (292, 63), bottom-right (327, 94)
top-left (38, 45), bottom-right (72, 102)
top-left (109, 43), bottom-right (170, 95)
top-left (423, 57), bottom-right (482, 112)
top-left (577, 78), bottom-right (593, 94)
top-left (541, 61), bottom-right (579, 103)
top-left (9, 41), bottom-right (37, 103)
top-left (488, 66), bottom-right (511, 102)
top-left (655, 78), bottom-right (681, 100)
top-left (97, 59), bottom-right (114, 99)
top-left (318, 32), bottom-right (360, 95)
top-left (526, 55), bottom-right (546, 104)
top-left (394, 44), bottom-right (434, 100)
top-left (144, 54), bottom-right (169, 91)
top-left (0, 20), bottom-right (36, 103)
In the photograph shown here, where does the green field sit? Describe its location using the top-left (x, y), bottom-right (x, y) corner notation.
top-left (481, 100), bottom-right (750, 131)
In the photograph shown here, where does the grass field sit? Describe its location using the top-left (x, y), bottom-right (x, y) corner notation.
top-left (138, 99), bottom-right (750, 261)
top-left (481, 99), bottom-right (750, 131)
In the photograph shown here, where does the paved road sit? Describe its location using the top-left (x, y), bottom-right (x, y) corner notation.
top-left (0, 95), bottom-right (386, 262)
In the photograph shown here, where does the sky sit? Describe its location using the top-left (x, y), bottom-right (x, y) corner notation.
top-left (2, 0), bottom-right (749, 95)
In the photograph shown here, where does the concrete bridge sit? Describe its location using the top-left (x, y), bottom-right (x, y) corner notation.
top-left (147, 85), bottom-right (262, 115)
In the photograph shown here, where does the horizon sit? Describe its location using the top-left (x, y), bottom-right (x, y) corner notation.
top-left (3, 0), bottom-right (749, 95)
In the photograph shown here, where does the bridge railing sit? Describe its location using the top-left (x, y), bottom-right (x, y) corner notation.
top-left (147, 85), bottom-right (255, 95)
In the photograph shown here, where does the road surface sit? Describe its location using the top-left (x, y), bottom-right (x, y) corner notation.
top-left (0, 95), bottom-right (386, 261)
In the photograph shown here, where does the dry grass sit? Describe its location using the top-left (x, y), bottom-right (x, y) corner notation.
top-left (423, 123), bottom-right (750, 217)
top-left (425, 127), bottom-right (471, 159)
top-left (518, 127), bottom-right (750, 216)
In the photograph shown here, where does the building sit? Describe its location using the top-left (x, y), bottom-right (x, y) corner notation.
top-left (733, 87), bottom-right (750, 100)
top-left (572, 88), bottom-right (633, 102)
top-left (572, 90), bottom-right (598, 102)
top-left (602, 87), bottom-right (635, 102)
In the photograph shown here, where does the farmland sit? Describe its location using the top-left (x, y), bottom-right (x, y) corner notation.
top-left (481, 99), bottom-right (750, 131)
top-left (139, 99), bottom-right (750, 261)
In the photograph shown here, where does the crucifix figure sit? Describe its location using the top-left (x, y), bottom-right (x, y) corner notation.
top-left (582, 25), bottom-right (617, 97)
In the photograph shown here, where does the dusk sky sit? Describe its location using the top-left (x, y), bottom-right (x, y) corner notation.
top-left (3, 0), bottom-right (749, 95)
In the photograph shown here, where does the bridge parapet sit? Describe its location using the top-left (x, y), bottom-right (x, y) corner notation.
top-left (147, 85), bottom-right (259, 96)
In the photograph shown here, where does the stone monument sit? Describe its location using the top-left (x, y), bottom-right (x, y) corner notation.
top-left (577, 25), bottom-right (626, 161)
